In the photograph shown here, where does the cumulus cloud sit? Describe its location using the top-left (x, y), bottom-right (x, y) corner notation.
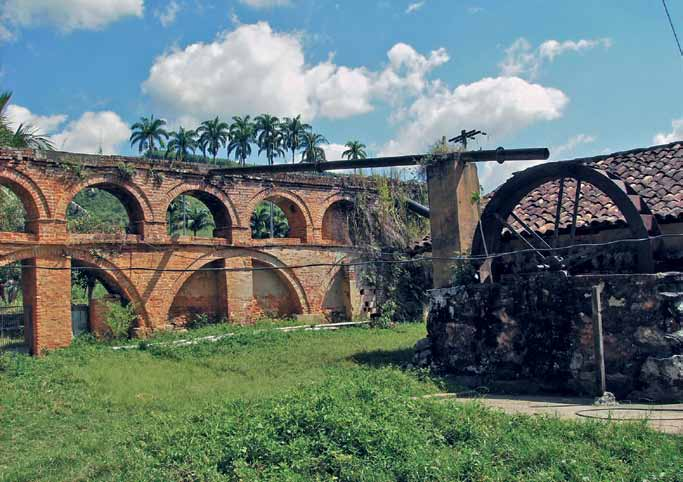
top-left (51, 112), bottom-right (130, 154)
top-left (239, 0), bottom-right (291, 7)
top-left (142, 22), bottom-right (448, 122)
top-left (155, 0), bottom-right (180, 27)
top-left (322, 143), bottom-right (347, 162)
top-left (1, 0), bottom-right (143, 34)
top-left (654, 119), bottom-right (683, 144)
top-left (406, 2), bottom-right (425, 14)
top-left (5, 104), bottom-right (66, 134)
top-left (500, 37), bottom-right (612, 79)
top-left (379, 76), bottom-right (568, 157)
top-left (551, 133), bottom-right (596, 160)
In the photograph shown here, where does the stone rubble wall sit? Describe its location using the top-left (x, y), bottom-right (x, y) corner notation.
top-left (427, 272), bottom-right (683, 402)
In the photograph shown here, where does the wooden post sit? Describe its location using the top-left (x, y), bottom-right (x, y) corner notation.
top-left (591, 285), bottom-right (606, 396)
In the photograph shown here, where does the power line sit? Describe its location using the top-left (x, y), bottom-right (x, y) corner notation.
top-left (3, 232), bottom-right (683, 274)
top-left (662, 0), bottom-right (683, 59)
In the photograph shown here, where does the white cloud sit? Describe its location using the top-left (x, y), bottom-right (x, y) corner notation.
top-left (239, 0), bottom-right (291, 7)
top-left (5, 104), bottom-right (66, 134)
top-left (500, 37), bottom-right (612, 79)
top-left (654, 119), bottom-right (683, 144)
top-left (379, 76), bottom-right (568, 157)
top-left (551, 133), bottom-right (596, 159)
top-left (155, 1), bottom-right (180, 27)
top-left (142, 22), bottom-right (447, 122)
top-left (1, 0), bottom-right (143, 34)
top-left (323, 143), bottom-right (347, 162)
top-left (467, 6), bottom-right (483, 14)
top-left (51, 112), bottom-right (130, 155)
top-left (406, 1), bottom-right (425, 14)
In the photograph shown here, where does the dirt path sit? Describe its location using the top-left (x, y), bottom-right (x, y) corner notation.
top-left (424, 394), bottom-right (683, 435)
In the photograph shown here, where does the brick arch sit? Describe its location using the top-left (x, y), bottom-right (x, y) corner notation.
top-left (0, 170), bottom-right (51, 225)
top-left (246, 189), bottom-right (313, 241)
top-left (0, 247), bottom-right (149, 328)
top-left (163, 183), bottom-right (241, 240)
top-left (56, 175), bottom-right (155, 233)
top-left (165, 248), bottom-right (310, 320)
top-left (319, 194), bottom-right (355, 244)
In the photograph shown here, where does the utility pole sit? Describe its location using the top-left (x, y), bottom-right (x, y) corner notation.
top-left (449, 129), bottom-right (487, 150)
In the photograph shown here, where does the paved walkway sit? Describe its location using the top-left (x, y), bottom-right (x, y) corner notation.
top-left (424, 394), bottom-right (683, 435)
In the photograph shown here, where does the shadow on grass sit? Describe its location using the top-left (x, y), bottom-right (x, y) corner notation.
top-left (350, 347), bottom-right (415, 367)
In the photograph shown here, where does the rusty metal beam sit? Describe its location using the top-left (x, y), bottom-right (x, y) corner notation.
top-left (209, 148), bottom-right (550, 175)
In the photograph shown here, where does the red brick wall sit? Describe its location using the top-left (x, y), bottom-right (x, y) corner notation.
top-left (0, 148), bottom-right (370, 353)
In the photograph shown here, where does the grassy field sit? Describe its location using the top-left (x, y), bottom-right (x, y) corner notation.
top-left (0, 323), bottom-right (681, 481)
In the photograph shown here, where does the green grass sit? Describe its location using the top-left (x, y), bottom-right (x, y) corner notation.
top-left (0, 323), bottom-right (681, 481)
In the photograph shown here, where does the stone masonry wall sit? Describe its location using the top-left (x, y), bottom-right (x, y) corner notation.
top-left (428, 272), bottom-right (683, 402)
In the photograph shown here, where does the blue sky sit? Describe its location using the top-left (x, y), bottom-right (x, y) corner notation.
top-left (1, 0), bottom-right (682, 190)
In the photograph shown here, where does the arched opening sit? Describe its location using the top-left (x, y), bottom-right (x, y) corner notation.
top-left (322, 268), bottom-right (352, 321)
top-left (168, 259), bottom-right (227, 327)
top-left (322, 200), bottom-right (354, 244)
top-left (67, 184), bottom-right (144, 235)
top-left (0, 261), bottom-right (28, 351)
top-left (251, 195), bottom-right (307, 241)
top-left (70, 259), bottom-right (137, 339)
top-left (252, 259), bottom-right (303, 318)
top-left (0, 179), bottom-right (40, 234)
top-left (251, 201), bottom-right (290, 239)
top-left (167, 191), bottom-right (232, 241)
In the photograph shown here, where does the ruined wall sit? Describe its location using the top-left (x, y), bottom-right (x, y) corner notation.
top-left (428, 272), bottom-right (683, 402)
top-left (0, 148), bottom-right (371, 353)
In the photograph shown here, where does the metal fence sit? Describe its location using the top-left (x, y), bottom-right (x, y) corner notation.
top-left (0, 303), bottom-right (29, 351)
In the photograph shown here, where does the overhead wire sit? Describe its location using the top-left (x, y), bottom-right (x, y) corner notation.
top-left (4, 232), bottom-right (683, 274)
top-left (662, 0), bottom-right (683, 59)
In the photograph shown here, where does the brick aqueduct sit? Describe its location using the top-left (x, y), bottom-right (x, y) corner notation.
top-left (0, 148), bottom-right (368, 354)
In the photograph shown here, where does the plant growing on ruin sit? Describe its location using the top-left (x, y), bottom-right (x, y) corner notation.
top-left (116, 162), bottom-right (135, 181)
top-left (147, 167), bottom-right (164, 186)
top-left (104, 301), bottom-right (136, 339)
top-left (58, 158), bottom-right (87, 180)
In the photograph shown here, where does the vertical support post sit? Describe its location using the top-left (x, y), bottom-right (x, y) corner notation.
top-left (426, 159), bottom-right (480, 288)
top-left (591, 285), bottom-right (606, 396)
top-left (223, 257), bottom-right (255, 324)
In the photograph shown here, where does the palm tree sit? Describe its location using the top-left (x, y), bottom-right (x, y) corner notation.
top-left (254, 114), bottom-right (285, 166)
top-left (197, 117), bottom-right (229, 164)
top-left (250, 202), bottom-right (289, 239)
top-left (281, 115), bottom-right (310, 164)
top-left (165, 127), bottom-right (197, 162)
top-left (301, 132), bottom-right (328, 163)
top-left (228, 116), bottom-right (254, 166)
top-left (129, 115), bottom-right (169, 156)
top-left (186, 206), bottom-right (214, 236)
top-left (0, 91), bottom-right (54, 150)
top-left (342, 140), bottom-right (367, 175)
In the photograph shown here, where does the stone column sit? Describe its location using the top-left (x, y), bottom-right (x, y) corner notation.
top-left (21, 255), bottom-right (72, 355)
top-left (426, 159), bottom-right (480, 289)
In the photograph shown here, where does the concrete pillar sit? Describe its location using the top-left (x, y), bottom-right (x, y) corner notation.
top-left (426, 159), bottom-right (480, 289)
top-left (223, 257), bottom-right (255, 323)
top-left (21, 255), bottom-right (72, 354)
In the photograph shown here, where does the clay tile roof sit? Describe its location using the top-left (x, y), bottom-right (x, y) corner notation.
top-left (408, 141), bottom-right (683, 254)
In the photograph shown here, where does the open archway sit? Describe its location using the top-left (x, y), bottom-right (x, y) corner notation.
top-left (67, 183), bottom-right (145, 235)
top-left (167, 190), bottom-right (232, 241)
top-left (321, 199), bottom-right (354, 244)
top-left (0, 178), bottom-right (42, 234)
top-left (250, 193), bottom-right (309, 242)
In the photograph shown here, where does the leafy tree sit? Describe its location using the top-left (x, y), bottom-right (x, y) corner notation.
top-left (343, 140), bottom-right (368, 175)
top-left (0, 187), bottom-right (26, 232)
top-left (255, 114), bottom-right (285, 166)
top-left (197, 117), bottom-right (230, 164)
top-left (342, 140), bottom-right (367, 160)
top-left (301, 131), bottom-right (328, 163)
top-left (0, 91), bottom-right (54, 150)
top-left (281, 115), bottom-right (310, 164)
top-left (250, 202), bottom-right (289, 239)
top-left (185, 206), bottom-right (215, 236)
top-left (228, 116), bottom-right (254, 166)
top-left (129, 115), bottom-right (169, 156)
top-left (165, 127), bottom-right (197, 162)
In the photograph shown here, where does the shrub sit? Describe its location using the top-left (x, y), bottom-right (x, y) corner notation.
top-left (104, 302), bottom-right (136, 340)
top-left (116, 162), bottom-right (135, 181)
